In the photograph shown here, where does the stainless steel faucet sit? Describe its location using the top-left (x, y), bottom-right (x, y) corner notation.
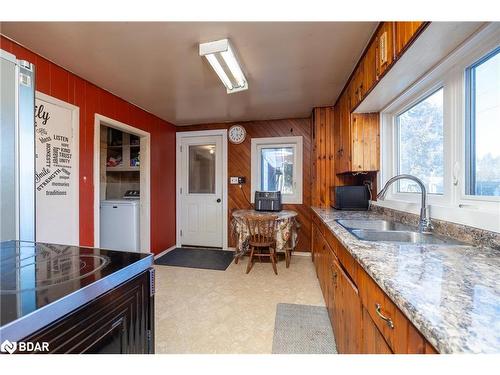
top-left (377, 174), bottom-right (434, 234)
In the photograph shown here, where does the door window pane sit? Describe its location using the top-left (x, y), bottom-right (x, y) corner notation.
top-left (466, 48), bottom-right (500, 196)
top-left (397, 88), bottom-right (444, 194)
top-left (260, 147), bottom-right (294, 194)
top-left (188, 145), bottom-right (215, 194)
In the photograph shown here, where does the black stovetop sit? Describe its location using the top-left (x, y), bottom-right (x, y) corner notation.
top-left (0, 240), bottom-right (151, 329)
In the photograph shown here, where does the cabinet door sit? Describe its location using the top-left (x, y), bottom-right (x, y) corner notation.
top-left (320, 242), bottom-right (330, 302)
top-left (375, 22), bottom-right (395, 79)
top-left (362, 307), bottom-right (393, 354)
top-left (350, 113), bottom-right (380, 172)
top-left (312, 223), bottom-right (319, 269)
top-left (363, 39), bottom-right (377, 96)
top-left (328, 255), bottom-right (342, 349)
top-left (338, 98), bottom-right (352, 173)
top-left (331, 257), bottom-right (362, 353)
top-left (394, 22), bottom-right (425, 57)
top-left (23, 270), bottom-right (154, 354)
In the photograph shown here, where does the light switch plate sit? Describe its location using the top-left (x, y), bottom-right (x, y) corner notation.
top-left (230, 176), bottom-right (246, 184)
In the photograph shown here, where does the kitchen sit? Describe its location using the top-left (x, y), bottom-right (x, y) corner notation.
top-left (0, 1), bottom-right (499, 373)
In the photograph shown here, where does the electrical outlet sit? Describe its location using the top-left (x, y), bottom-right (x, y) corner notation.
top-left (230, 176), bottom-right (246, 184)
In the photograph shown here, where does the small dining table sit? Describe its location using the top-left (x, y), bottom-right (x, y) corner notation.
top-left (231, 209), bottom-right (299, 263)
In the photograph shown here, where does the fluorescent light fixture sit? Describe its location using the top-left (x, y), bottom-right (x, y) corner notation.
top-left (199, 39), bottom-right (248, 94)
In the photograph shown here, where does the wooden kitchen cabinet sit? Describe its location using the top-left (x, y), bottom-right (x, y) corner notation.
top-left (312, 219), bottom-right (362, 354)
top-left (336, 112), bottom-right (379, 174)
top-left (350, 61), bottom-right (363, 110)
top-left (394, 22), bottom-right (426, 57)
top-left (362, 307), bottom-right (393, 354)
top-left (335, 94), bottom-right (351, 174)
top-left (332, 256), bottom-right (362, 353)
top-left (330, 21), bottom-right (427, 176)
top-left (358, 266), bottom-right (431, 354)
top-left (362, 39), bottom-right (378, 97)
top-left (311, 215), bottom-right (439, 354)
top-left (350, 41), bottom-right (378, 110)
top-left (375, 22), bottom-right (395, 80)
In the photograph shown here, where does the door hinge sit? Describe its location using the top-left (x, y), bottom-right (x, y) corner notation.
top-left (180, 145), bottom-right (183, 152)
top-left (180, 187), bottom-right (182, 194)
top-left (180, 229), bottom-right (183, 237)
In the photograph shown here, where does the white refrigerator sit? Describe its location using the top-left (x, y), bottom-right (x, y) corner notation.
top-left (100, 200), bottom-right (140, 252)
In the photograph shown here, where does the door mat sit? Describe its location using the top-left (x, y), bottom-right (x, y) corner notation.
top-left (154, 247), bottom-right (234, 271)
top-left (272, 303), bottom-right (337, 354)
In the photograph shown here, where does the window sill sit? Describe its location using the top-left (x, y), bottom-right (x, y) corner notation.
top-left (372, 199), bottom-right (500, 233)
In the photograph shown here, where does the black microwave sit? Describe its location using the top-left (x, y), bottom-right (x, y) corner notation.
top-left (331, 186), bottom-right (370, 211)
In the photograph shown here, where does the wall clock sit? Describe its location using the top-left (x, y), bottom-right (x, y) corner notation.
top-left (228, 124), bottom-right (246, 144)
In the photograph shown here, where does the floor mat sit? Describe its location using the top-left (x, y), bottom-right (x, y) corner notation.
top-left (154, 247), bottom-right (234, 271)
top-left (272, 303), bottom-right (337, 354)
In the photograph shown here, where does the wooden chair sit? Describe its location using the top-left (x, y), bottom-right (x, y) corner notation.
top-left (245, 214), bottom-right (278, 275)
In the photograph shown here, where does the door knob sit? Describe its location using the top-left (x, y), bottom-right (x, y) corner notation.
top-left (216, 198), bottom-right (221, 203)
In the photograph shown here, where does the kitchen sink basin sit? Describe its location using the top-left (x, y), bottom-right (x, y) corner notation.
top-left (336, 219), bottom-right (414, 232)
top-left (350, 229), bottom-right (467, 246)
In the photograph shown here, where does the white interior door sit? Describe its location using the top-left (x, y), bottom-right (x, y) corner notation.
top-left (179, 135), bottom-right (223, 248)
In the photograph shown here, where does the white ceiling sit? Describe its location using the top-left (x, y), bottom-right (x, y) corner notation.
top-left (1, 22), bottom-right (377, 125)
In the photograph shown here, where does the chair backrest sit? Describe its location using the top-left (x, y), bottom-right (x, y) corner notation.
top-left (245, 214), bottom-right (278, 246)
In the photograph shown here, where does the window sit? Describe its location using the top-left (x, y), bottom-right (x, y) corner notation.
top-left (380, 25), bottom-right (500, 233)
top-left (396, 88), bottom-right (444, 194)
top-left (260, 147), bottom-right (294, 193)
top-left (251, 136), bottom-right (303, 204)
top-left (188, 144), bottom-right (215, 194)
top-left (466, 47), bottom-right (500, 197)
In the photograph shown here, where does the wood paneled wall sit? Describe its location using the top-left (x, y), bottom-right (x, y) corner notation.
top-left (312, 107), bottom-right (378, 207)
top-left (179, 118), bottom-right (312, 252)
top-left (1, 36), bottom-right (177, 254)
top-left (311, 107), bottom-right (335, 208)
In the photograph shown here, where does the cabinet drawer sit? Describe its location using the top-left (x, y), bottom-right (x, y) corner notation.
top-left (359, 268), bottom-right (398, 347)
top-left (359, 268), bottom-right (424, 353)
top-left (359, 268), bottom-right (436, 353)
top-left (312, 213), bottom-right (325, 236)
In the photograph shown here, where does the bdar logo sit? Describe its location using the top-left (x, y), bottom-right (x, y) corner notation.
top-left (1, 340), bottom-right (17, 354)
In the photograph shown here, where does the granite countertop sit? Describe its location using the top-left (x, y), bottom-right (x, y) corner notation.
top-left (311, 207), bottom-right (500, 354)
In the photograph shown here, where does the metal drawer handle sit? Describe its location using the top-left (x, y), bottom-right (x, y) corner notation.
top-left (375, 303), bottom-right (394, 329)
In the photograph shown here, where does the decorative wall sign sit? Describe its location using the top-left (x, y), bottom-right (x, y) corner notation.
top-left (35, 92), bottom-right (79, 246)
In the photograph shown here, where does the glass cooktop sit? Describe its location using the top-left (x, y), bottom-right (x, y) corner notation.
top-left (0, 240), bottom-right (151, 329)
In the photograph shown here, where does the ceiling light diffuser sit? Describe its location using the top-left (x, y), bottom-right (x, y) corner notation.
top-left (199, 39), bottom-right (248, 94)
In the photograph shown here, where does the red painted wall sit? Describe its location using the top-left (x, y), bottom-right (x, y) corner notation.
top-left (1, 36), bottom-right (176, 254)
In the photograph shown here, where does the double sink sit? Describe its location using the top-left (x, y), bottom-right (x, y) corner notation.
top-left (336, 219), bottom-right (467, 246)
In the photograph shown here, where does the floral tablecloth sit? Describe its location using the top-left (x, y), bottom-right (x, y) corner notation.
top-left (231, 209), bottom-right (299, 259)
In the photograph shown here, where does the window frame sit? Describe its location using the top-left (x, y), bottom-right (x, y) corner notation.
top-left (464, 46), bottom-right (500, 198)
top-left (395, 86), bottom-right (446, 196)
top-left (250, 136), bottom-right (303, 204)
top-left (378, 24), bottom-right (500, 232)
top-left (382, 81), bottom-right (452, 207)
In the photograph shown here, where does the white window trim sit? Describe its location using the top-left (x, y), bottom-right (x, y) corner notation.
top-left (378, 23), bottom-right (500, 233)
top-left (250, 136), bottom-right (303, 204)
